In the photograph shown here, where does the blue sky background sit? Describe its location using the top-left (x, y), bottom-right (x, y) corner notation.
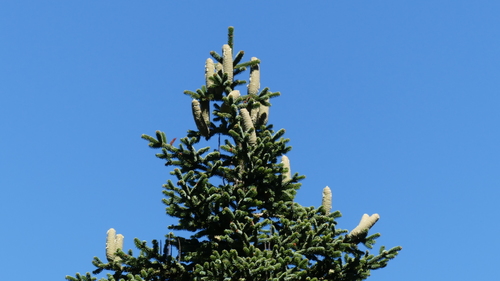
top-left (1, 1), bottom-right (499, 280)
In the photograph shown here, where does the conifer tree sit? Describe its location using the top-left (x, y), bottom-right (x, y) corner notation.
top-left (67, 27), bottom-right (401, 281)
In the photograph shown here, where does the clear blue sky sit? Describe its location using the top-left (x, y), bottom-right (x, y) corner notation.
top-left (1, 1), bottom-right (499, 280)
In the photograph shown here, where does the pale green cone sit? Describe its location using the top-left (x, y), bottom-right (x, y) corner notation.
top-left (114, 234), bottom-right (124, 261)
top-left (281, 155), bottom-right (291, 181)
top-left (216, 62), bottom-right (223, 73)
top-left (257, 101), bottom-right (269, 126)
top-left (221, 90), bottom-right (240, 113)
top-left (322, 186), bottom-right (332, 214)
top-left (106, 228), bottom-right (116, 262)
top-left (192, 99), bottom-right (209, 137)
top-left (248, 57), bottom-right (260, 96)
top-left (248, 57), bottom-right (261, 124)
top-left (349, 213), bottom-right (380, 237)
top-left (240, 108), bottom-right (256, 146)
top-left (222, 44), bottom-right (233, 82)
top-left (106, 228), bottom-right (124, 262)
top-left (205, 58), bottom-right (215, 88)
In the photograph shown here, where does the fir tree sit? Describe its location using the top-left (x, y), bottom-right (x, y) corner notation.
top-left (67, 27), bottom-right (401, 281)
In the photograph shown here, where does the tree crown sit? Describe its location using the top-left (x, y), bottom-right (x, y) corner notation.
top-left (67, 26), bottom-right (401, 281)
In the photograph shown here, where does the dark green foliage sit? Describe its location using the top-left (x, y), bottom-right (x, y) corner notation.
top-left (67, 27), bottom-right (401, 281)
